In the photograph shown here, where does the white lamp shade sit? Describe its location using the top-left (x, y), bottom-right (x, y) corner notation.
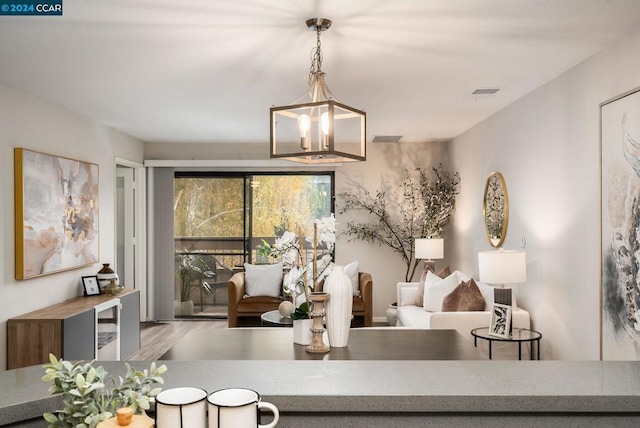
top-left (415, 238), bottom-right (444, 260)
top-left (478, 250), bottom-right (527, 284)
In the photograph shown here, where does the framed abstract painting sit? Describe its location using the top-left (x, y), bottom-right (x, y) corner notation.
top-left (14, 148), bottom-right (99, 279)
top-left (601, 87), bottom-right (640, 360)
top-left (488, 303), bottom-right (511, 339)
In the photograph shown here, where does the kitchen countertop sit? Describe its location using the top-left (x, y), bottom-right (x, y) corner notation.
top-left (2, 359), bottom-right (640, 426)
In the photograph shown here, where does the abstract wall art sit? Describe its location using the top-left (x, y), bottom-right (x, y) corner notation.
top-left (601, 87), bottom-right (640, 360)
top-left (14, 148), bottom-right (99, 279)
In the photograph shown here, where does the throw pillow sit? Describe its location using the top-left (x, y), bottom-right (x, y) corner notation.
top-left (244, 263), bottom-right (283, 298)
top-left (344, 260), bottom-right (360, 296)
top-left (456, 270), bottom-right (516, 308)
top-left (415, 265), bottom-right (452, 307)
top-left (441, 278), bottom-right (486, 312)
top-left (423, 271), bottom-right (460, 312)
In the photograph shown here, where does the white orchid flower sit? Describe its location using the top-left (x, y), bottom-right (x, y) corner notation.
top-left (269, 215), bottom-right (336, 291)
top-left (280, 248), bottom-right (298, 267)
top-left (274, 231), bottom-right (298, 251)
top-left (283, 266), bottom-right (304, 296)
top-left (315, 215), bottom-right (337, 250)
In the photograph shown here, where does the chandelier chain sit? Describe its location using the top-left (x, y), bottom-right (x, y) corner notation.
top-left (308, 27), bottom-right (323, 80)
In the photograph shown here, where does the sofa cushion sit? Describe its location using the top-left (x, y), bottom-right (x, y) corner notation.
top-left (396, 305), bottom-right (433, 328)
top-left (441, 278), bottom-right (485, 312)
top-left (344, 260), bottom-right (360, 296)
top-left (244, 263), bottom-right (283, 298)
top-left (423, 271), bottom-right (460, 312)
top-left (455, 271), bottom-right (515, 309)
top-left (415, 266), bottom-right (451, 307)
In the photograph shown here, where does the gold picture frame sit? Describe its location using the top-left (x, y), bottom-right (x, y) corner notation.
top-left (15, 148), bottom-right (99, 279)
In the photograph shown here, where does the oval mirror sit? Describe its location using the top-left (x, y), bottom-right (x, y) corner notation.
top-left (483, 172), bottom-right (509, 247)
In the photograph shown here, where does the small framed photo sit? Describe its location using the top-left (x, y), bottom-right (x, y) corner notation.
top-left (489, 303), bottom-right (512, 338)
top-left (82, 275), bottom-right (101, 296)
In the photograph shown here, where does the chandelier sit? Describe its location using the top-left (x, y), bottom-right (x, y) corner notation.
top-left (270, 18), bottom-right (366, 164)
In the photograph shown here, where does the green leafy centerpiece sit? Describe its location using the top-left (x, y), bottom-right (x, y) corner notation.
top-left (42, 354), bottom-right (167, 428)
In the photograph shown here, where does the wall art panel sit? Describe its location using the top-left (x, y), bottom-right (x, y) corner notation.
top-left (601, 87), bottom-right (640, 360)
top-left (14, 148), bottom-right (99, 279)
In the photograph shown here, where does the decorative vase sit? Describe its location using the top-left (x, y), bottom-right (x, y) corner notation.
top-left (324, 266), bottom-right (353, 347)
top-left (293, 318), bottom-right (313, 345)
top-left (305, 292), bottom-right (330, 353)
top-left (386, 302), bottom-right (398, 326)
top-left (97, 263), bottom-right (119, 289)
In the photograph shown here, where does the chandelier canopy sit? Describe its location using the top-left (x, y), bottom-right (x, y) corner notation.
top-left (270, 18), bottom-right (367, 164)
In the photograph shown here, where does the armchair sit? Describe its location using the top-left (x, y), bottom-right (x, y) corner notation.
top-left (227, 271), bottom-right (373, 327)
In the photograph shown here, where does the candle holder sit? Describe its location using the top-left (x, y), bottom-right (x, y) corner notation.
top-left (306, 292), bottom-right (330, 354)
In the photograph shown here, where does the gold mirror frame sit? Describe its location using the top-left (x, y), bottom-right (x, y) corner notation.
top-left (482, 172), bottom-right (509, 247)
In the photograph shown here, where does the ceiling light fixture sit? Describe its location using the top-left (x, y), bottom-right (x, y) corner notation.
top-left (270, 18), bottom-right (366, 164)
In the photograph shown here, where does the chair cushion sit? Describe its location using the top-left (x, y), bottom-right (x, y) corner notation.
top-left (415, 266), bottom-right (451, 306)
top-left (352, 296), bottom-right (365, 313)
top-left (441, 278), bottom-right (485, 312)
top-left (244, 263), bottom-right (283, 298)
top-left (344, 260), bottom-right (360, 296)
top-left (236, 295), bottom-right (283, 314)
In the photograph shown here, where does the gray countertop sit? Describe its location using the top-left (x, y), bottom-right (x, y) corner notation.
top-left (2, 360), bottom-right (640, 425)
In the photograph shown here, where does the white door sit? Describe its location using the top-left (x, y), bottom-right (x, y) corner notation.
top-left (115, 159), bottom-right (147, 321)
top-left (116, 165), bottom-right (135, 288)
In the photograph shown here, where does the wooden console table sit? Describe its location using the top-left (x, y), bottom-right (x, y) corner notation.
top-left (7, 289), bottom-right (140, 370)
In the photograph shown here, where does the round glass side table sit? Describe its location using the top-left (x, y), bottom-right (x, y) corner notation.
top-left (260, 310), bottom-right (293, 327)
top-left (471, 327), bottom-right (542, 360)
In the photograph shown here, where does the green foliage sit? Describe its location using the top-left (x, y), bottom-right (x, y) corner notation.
top-left (174, 177), bottom-right (245, 238)
top-left (290, 301), bottom-right (311, 320)
top-left (41, 354), bottom-right (167, 428)
top-left (174, 175), bottom-right (332, 239)
top-left (337, 164), bottom-right (460, 281)
top-left (174, 252), bottom-right (216, 302)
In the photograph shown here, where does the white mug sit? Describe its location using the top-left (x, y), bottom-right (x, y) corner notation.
top-left (155, 387), bottom-right (208, 428)
top-left (207, 388), bottom-right (279, 428)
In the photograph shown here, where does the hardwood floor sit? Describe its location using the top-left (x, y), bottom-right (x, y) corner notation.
top-left (128, 320), bottom-right (227, 361)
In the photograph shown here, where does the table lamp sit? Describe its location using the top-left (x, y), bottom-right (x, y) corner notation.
top-left (478, 249), bottom-right (527, 307)
top-left (415, 238), bottom-right (444, 274)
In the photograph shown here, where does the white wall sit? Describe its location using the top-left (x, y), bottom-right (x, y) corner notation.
top-left (335, 141), bottom-right (450, 318)
top-left (0, 84), bottom-right (144, 371)
top-left (449, 28), bottom-right (640, 360)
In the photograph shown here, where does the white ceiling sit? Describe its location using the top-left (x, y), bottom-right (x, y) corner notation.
top-left (1, 0), bottom-right (640, 145)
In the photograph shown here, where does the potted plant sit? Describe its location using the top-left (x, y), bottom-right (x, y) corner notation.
top-left (259, 216), bottom-right (336, 344)
top-left (174, 252), bottom-right (216, 316)
top-left (41, 354), bottom-right (167, 428)
top-left (337, 164), bottom-right (460, 281)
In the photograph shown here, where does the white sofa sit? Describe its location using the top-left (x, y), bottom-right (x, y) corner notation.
top-left (396, 278), bottom-right (530, 343)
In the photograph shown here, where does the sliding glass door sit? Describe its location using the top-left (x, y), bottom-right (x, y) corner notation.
top-left (173, 172), bottom-right (333, 318)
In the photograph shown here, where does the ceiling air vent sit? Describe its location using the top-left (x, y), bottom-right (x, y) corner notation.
top-left (471, 88), bottom-right (500, 96)
top-left (371, 135), bottom-right (402, 143)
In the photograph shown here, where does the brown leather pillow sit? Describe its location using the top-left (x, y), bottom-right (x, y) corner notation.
top-left (415, 266), bottom-right (452, 307)
top-left (441, 278), bottom-right (485, 312)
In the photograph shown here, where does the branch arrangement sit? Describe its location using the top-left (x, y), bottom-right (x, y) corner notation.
top-left (337, 165), bottom-right (460, 282)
